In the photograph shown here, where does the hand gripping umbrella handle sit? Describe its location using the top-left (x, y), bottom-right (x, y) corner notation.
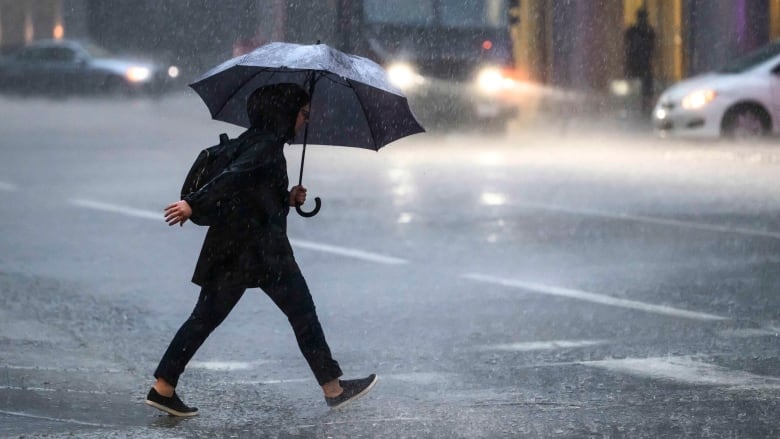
top-left (295, 197), bottom-right (321, 217)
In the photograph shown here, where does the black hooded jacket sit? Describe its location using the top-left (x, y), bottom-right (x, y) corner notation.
top-left (183, 128), bottom-right (299, 287)
top-left (184, 83), bottom-right (309, 287)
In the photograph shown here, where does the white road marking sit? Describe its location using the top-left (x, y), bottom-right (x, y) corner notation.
top-left (236, 372), bottom-right (452, 386)
top-left (0, 181), bottom-right (18, 191)
top-left (295, 417), bottom-right (432, 428)
top-left (189, 360), bottom-right (272, 371)
top-left (289, 239), bottom-right (408, 265)
top-left (481, 339), bottom-right (608, 352)
top-left (70, 198), bottom-right (162, 220)
top-left (0, 365), bottom-right (122, 373)
top-left (462, 273), bottom-right (729, 321)
top-left (718, 327), bottom-right (780, 338)
top-left (0, 385), bottom-right (110, 395)
top-left (68, 199), bottom-right (407, 264)
top-left (0, 409), bottom-right (111, 427)
top-left (1, 365), bottom-right (71, 371)
top-left (515, 201), bottom-right (780, 240)
top-left (382, 372), bottom-right (453, 384)
top-left (583, 356), bottom-right (780, 389)
top-left (234, 378), bottom-right (311, 385)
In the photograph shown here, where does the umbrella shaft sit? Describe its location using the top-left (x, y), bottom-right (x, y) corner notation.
top-left (298, 143), bottom-right (307, 186)
top-left (298, 71), bottom-right (317, 187)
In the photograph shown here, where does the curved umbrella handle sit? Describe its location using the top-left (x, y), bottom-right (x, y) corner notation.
top-left (296, 196), bottom-right (321, 218)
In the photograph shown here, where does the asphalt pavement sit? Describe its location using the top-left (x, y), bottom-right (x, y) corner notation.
top-left (1, 93), bottom-right (780, 438)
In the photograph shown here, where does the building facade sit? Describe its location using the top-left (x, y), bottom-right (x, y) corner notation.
top-left (513, 0), bottom-right (778, 92)
top-left (0, 0), bottom-right (63, 52)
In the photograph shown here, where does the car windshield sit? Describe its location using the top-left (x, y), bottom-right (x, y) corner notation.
top-left (363, 0), bottom-right (433, 26)
top-left (439, 0), bottom-right (507, 28)
top-left (718, 41), bottom-right (780, 73)
top-left (363, 0), bottom-right (507, 28)
top-left (79, 41), bottom-right (113, 58)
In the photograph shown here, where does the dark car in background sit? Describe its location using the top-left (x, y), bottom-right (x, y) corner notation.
top-left (0, 39), bottom-right (180, 97)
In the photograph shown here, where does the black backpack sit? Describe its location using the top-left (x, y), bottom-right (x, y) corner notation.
top-left (180, 133), bottom-right (243, 225)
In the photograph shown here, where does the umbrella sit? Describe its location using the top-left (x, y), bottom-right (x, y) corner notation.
top-left (189, 41), bottom-right (425, 217)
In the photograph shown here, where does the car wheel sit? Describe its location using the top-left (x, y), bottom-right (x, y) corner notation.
top-left (721, 105), bottom-right (771, 139)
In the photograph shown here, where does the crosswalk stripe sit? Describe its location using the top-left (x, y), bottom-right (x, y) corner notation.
top-left (582, 356), bottom-right (780, 388)
top-left (235, 372), bottom-right (453, 386)
top-left (481, 339), bottom-right (608, 352)
top-left (189, 360), bottom-right (272, 371)
top-left (462, 273), bottom-right (728, 321)
top-left (70, 198), bottom-right (161, 220)
top-left (0, 409), bottom-right (112, 427)
top-left (0, 181), bottom-right (18, 191)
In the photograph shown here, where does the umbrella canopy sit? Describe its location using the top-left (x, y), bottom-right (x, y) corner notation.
top-left (189, 42), bottom-right (425, 151)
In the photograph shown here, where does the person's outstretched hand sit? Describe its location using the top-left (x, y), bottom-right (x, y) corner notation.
top-left (164, 200), bottom-right (192, 227)
top-left (290, 185), bottom-right (307, 206)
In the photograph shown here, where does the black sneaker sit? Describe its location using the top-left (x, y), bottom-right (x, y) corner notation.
top-left (145, 387), bottom-right (199, 417)
top-left (325, 374), bottom-right (378, 409)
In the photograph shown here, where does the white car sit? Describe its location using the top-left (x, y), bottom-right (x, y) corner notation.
top-left (654, 41), bottom-right (780, 139)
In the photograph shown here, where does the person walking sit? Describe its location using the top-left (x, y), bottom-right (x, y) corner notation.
top-left (624, 7), bottom-right (656, 114)
top-left (145, 83), bottom-right (377, 417)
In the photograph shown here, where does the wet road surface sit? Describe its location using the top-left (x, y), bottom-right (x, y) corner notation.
top-left (1, 94), bottom-right (780, 437)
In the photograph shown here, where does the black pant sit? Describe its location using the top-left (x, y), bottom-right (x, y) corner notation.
top-left (154, 272), bottom-right (342, 387)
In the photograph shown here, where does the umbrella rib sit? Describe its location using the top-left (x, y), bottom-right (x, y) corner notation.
top-left (345, 79), bottom-right (378, 150)
top-left (319, 73), bottom-right (353, 89)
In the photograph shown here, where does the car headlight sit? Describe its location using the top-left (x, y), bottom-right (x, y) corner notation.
top-left (167, 66), bottom-right (180, 78)
top-left (476, 67), bottom-right (504, 94)
top-left (125, 66), bottom-right (151, 82)
top-left (387, 62), bottom-right (423, 90)
top-left (476, 67), bottom-right (516, 95)
top-left (681, 90), bottom-right (717, 110)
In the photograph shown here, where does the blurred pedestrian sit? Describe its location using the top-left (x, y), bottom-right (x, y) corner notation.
top-left (145, 83), bottom-right (377, 417)
top-left (624, 7), bottom-right (656, 114)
